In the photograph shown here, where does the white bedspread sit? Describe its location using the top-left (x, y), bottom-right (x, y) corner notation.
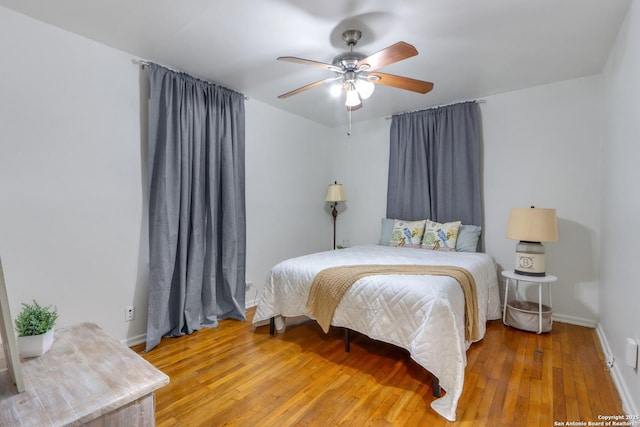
top-left (252, 244), bottom-right (501, 421)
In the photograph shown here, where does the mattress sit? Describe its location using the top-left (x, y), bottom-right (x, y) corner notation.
top-left (252, 244), bottom-right (501, 421)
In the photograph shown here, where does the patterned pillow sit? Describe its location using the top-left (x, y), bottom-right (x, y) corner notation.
top-left (421, 220), bottom-right (462, 251)
top-left (389, 219), bottom-right (427, 248)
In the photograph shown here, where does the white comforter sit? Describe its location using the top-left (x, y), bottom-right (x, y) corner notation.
top-left (252, 244), bottom-right (501, 421)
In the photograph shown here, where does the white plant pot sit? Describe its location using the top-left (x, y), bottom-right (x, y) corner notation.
top-left (17, 328), bottom-right (55, 358)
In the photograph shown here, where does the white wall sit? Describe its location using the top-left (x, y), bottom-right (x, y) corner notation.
top-left (0, 7), bottom-right (146, 343)
top-left (328, 117), bottom-right (391, 248)
top-left (482, 76), bottom-right (603, 326)
top-left (245, 100), bottom-right (331, 306)
top-left (601, 0), bottom-right (640, 415)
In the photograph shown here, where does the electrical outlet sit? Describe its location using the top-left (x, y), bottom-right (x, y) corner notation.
top-left (125, 305), bottom-right (135, 322)
top-left (606, 355), bottom-right (615, 369)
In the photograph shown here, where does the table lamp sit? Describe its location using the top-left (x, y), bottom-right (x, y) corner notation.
top-left (507, 206), bottom-right (558, 276)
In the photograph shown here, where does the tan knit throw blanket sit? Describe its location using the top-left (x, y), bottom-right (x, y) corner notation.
top-left (306, 264), bottom-right (479, 341)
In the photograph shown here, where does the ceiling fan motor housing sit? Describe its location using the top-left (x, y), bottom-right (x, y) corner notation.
top-left (332, 52), bottom-right (365, 70)
top-left (342, 29), bottom-right (362, 47)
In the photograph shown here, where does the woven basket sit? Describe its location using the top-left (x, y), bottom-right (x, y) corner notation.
top-left (505, 300), bottom-right (552, 333)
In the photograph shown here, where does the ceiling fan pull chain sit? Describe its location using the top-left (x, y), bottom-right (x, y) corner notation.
top-left (347, 108), bottom-right (352, 136)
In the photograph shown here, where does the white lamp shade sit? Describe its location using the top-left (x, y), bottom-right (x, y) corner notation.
top-left (345, 87), bottom-right (361, 107)
top-left (355, 79), bottom-right (375, 99)
top-left (325, 183), bottom-right (346, 202)
top-left (330, 83), bottom-right (343, 97)
top-left (507, 207), bottom-right (558, 242)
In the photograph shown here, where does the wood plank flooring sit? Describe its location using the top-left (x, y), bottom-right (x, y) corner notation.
top-left (133, 308), bottom-right (623, 426)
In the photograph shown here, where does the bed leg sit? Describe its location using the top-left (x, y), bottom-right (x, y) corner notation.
top-left (269, 317), bottom-right (275, 335)
top-left (432, 376), bottom-right (441, 398)
top-left (344, 328), bottom-right (350, 352)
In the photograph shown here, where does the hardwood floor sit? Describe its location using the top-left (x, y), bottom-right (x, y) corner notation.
top-left (133, 308), bottom-right (623, 426)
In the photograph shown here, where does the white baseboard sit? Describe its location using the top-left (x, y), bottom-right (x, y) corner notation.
top-left (595, 323), bottom-right (639, 417)
top-left (245, 297), bottom-right (258, 309)
top-left (122, 333), bottom-right (146, 348)
top-left (552, 312), bottom-right (597, 328)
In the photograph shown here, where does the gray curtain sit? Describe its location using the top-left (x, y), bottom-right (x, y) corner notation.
top-left (387, 101), bottom-right (482, 225)
top-left (145, 63), bottom-right (246, 352)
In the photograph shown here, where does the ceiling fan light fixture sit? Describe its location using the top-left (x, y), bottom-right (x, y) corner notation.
top-left (355, 79), bottom-right (375, 100)
top-left (329, 83), bottom-right (343, 97)
top-left (345, 85), bottom-right (361, 107)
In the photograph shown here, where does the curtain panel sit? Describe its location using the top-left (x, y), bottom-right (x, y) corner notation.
top-left (145, 63), bottom-right (246, 352)
top-left (386, 101), bottom-right (482, 226)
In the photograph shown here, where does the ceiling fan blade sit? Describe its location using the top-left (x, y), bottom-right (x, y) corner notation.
top-left (369, 72), bottom-right (434, 94)
top-left (277, 56), bottom-right (343, 73)
top-left (347, 103), bottom-right (362, 112)
top-left (278, 77), bottom-right (340, 99)
top-left (357, 41), bottom-right (418, 72)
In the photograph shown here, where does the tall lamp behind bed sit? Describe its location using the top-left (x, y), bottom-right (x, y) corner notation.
top-left (325, 181), bottom-right (346, 250)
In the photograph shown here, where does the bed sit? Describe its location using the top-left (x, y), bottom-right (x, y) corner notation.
top-left (252, 244), bottom-right (501, 421)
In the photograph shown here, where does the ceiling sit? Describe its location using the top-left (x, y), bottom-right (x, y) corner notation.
top-left (0, 0), bottom-right (631, 127)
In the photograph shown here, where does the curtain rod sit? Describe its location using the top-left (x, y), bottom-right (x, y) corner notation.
top-left (133, 58), bottom-right (249, 101)
top-left (385, 99), bottom-right (486, 120)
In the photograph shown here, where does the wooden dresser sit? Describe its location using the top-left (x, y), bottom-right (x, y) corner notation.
top-left (0, 322), bottom-right (169, 426)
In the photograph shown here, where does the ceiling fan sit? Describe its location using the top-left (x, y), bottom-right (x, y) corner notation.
top-left (277, 29), bottom-right (434, 111)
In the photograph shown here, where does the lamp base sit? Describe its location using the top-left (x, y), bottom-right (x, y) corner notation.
top-left (514, 269), bottom-right (547, 277)
top-left (331, 202), bottom-right (338, 250)
top-left (514, 241), bottom-right (546, 277)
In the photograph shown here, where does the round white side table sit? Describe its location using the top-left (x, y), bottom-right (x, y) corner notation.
top-left (501, 270), bottom-right (558, 334)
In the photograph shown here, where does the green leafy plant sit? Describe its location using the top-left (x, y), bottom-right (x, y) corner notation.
top-left (14, 300), bottom-right (58, 337)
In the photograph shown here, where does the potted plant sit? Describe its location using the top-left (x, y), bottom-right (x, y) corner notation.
top-left (14, 300), bottom-right (58, 358)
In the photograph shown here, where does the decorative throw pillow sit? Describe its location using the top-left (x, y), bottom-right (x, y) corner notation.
top-left (389, 219), bottom-right (427, 248)
top-left (421, 220), bottom-right (462, 251)
top-left (455, 224), bottom-right (482, 252)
